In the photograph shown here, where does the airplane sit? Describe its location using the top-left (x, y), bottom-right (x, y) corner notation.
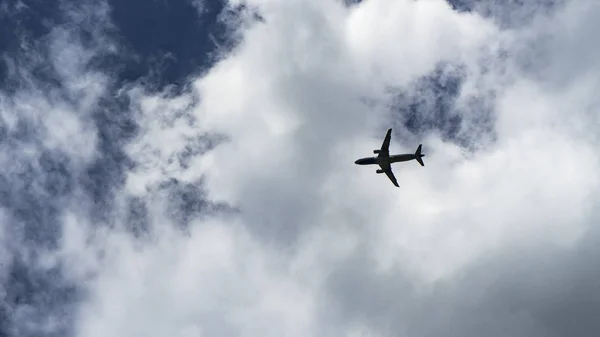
top-left (354, 128), bottom-right (424, 187)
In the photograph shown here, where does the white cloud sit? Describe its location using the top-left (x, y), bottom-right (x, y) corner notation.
top-left (4, 0), bottom-right (600, 336)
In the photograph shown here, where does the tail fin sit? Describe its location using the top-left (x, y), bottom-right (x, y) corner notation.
top-left (415, 144), bottom-right (425, 167)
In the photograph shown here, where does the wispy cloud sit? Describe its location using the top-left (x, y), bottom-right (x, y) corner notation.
top-left (0, 1), bottom-right (118, 335)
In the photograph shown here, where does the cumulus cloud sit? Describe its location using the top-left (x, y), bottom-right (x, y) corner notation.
top-left (2, 0), bottom-right (600, 336)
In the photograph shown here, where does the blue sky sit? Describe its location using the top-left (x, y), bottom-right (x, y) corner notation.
top-left (1, 0), bottom-right (599, 336)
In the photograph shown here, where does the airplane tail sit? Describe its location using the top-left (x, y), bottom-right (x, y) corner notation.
top-left (415, 144), bottom-right (425, 167)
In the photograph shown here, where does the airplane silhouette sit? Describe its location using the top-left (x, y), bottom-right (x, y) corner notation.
top-left (354, 128), bottom-right (424, 187)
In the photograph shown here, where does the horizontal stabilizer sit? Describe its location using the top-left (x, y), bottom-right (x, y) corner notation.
top-left (415, 144), bottom-right (425, 167)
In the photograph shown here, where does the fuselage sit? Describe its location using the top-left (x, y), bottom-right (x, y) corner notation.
top-left (354, 154), bottom-right (416, 166)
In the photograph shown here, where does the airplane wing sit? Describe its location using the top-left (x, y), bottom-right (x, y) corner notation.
top-left (378, 128), bottom-right (392, 157)
top-left (384, 167), bottom-right (399, 187)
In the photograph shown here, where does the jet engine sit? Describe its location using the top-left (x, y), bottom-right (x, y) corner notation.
top-left (373, 149), bottom-right (380, 154)
top-left (376, 169), bottom-right (384, 174)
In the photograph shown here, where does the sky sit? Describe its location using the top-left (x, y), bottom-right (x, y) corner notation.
top-left (0, 0), bottom-right (599, 336)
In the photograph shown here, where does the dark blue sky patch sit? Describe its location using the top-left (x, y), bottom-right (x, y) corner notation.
top-left (1, 0), bottom-right (253, 109)
top-left (446, 0), bottom-right (563, 28)
top-left (0, 147), bottom-right (76, 251)
top-left (0, 36), bottom-right (63, 96)
top-left (210, 2), bottom-right (265, 59)
top-left (1, 253), bottom-right (79, 337)
top-left (387, 63), bottom-right (465, 143)
top-left (0, 1), bottom-right (114, 94)
top-left (177, 132), bottom-right (228, 170)
top-left (106, 0), bottom-right (247, 90)
top-left (37, 150), bottom-right (73, 198)
top-left (342, 0), bottom-right (363, 7)
top-left (125, 196), bottom-right (150, 238)
top-left (0, 0), bottom-right (61, 53)
top-left (385, 62), bottom-right (496, 151)
top-left (446, 0), bottom-right (483, 12)
top-left (160, 177), bottom-right (237, 231)
top-left (457, 93), bottom-right (497, 152)
top-left (77, 91), bottom-right (138, 223)
top-left (0, 305), bottom-right (9, 337)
